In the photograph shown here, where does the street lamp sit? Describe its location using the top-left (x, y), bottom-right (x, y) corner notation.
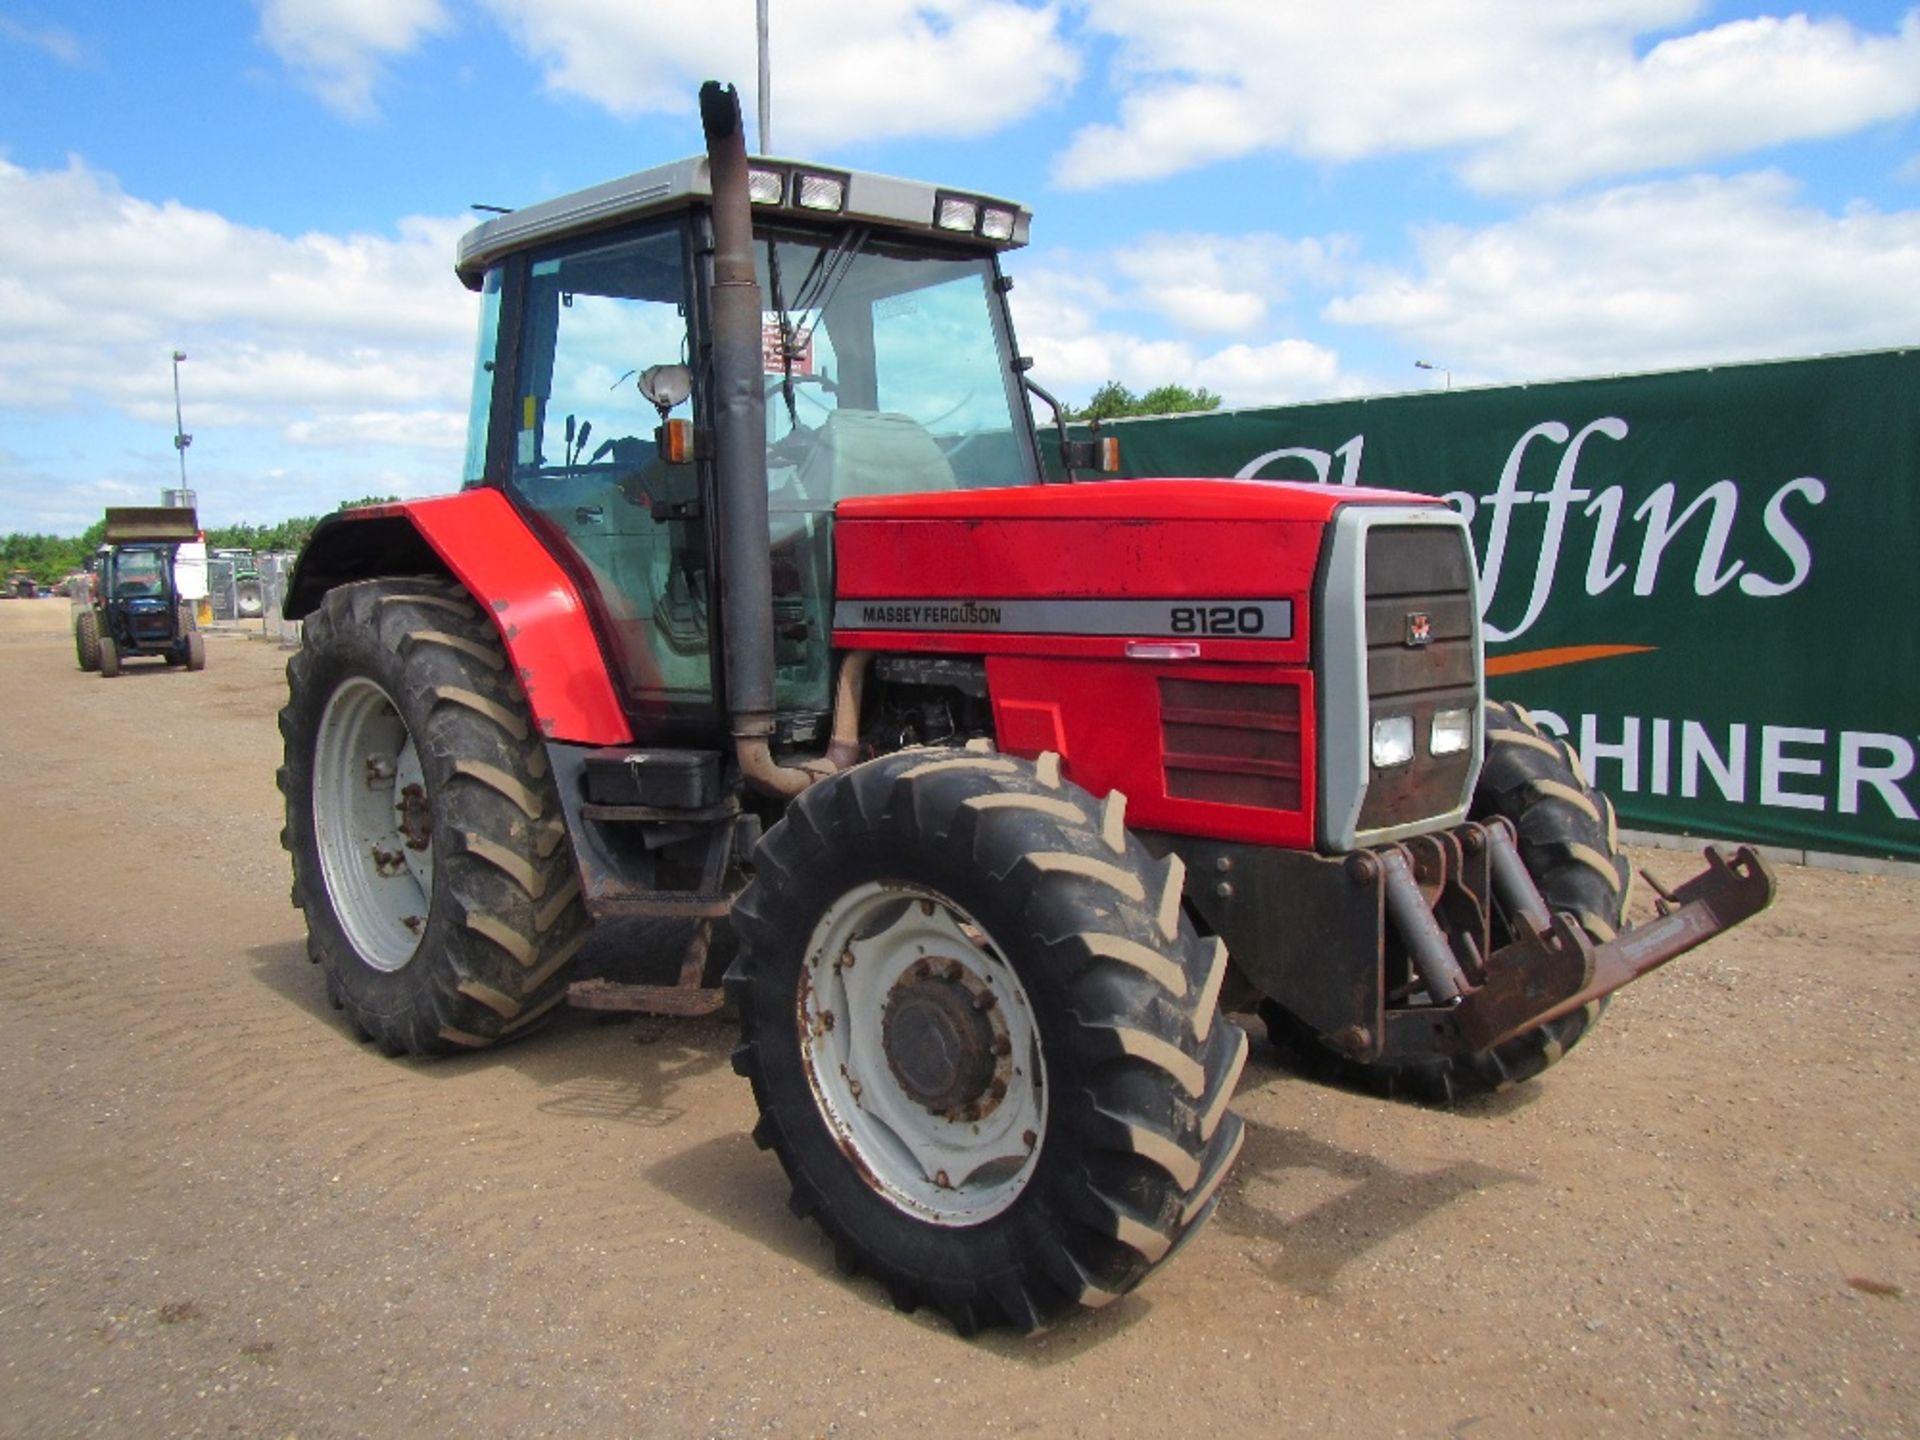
top-left (1414, 359), bottom-right (1451, 391)
top-left (171, 349), bottom-right (193, 485)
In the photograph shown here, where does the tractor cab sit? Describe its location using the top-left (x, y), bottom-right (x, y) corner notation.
top-left (451, 150), bottom-right (1041, 740)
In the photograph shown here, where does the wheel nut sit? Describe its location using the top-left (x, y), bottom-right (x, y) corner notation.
top-left (934, 1169), bottom-right (951, 1189)
top-left (973, 991), bottom-right (997, 1011)
top-left (1022, 1130), bottom-right (1037, 1150)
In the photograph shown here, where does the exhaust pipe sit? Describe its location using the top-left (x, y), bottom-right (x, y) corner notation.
top-left (700, 80), bottom-right (866, 799)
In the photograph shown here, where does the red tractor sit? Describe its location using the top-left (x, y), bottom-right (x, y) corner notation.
top-left (279, 84), bottom-right (1773, 1332)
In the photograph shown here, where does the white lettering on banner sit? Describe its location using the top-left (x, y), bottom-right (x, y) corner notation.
top-left (1240, 419), bottom-right (1829, 642)
top-left (1529, 711), bottom-right (1917, 823)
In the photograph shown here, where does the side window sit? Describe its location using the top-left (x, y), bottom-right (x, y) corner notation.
top-left (506, 225), bottom-right (712, 716)
top-left (460, 269), bottom-right (503, 486)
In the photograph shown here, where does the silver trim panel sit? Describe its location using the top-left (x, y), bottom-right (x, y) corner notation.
top-left (834, 597), bottom-right (1294, 639)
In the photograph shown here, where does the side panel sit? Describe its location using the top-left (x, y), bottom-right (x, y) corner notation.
top-left (289, 491), bottom-right (632, 745)
top-left (985, 656), bottom-right (1317, 847)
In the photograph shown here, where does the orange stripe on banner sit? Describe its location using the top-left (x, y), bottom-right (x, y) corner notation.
top-left (1486, 644), bottom-right (1656, 677)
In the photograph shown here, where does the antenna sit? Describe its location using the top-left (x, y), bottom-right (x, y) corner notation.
top-left (756, 0), bottom-right (772, 153)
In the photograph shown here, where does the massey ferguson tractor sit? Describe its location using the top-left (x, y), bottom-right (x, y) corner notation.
top-left (278, 83), bottom-right (1774, 1332)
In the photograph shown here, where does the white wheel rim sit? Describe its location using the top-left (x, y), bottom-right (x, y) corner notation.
top-left (798, 881), bottom-right (1046, 1226)
top-left (313, 677), bottom-right (433, 972)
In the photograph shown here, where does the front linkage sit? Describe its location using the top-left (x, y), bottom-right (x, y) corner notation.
top-left (1175, 820), bottom-right (1773, 1071)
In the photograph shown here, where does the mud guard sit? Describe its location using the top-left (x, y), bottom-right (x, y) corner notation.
top-left (283, 490), bottom-right (631, 745)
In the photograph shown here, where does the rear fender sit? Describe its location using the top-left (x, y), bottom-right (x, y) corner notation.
top-left (285, 490), bottom-right (632, 745)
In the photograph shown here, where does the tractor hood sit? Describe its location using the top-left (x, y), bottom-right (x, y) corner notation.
top-left (833, 477), bottom-right (1455, 666)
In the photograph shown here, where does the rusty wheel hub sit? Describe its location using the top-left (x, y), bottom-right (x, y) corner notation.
top-left (882, 967), bottom-right (1001, 1116)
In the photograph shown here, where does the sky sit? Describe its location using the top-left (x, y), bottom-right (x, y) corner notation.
top-left (1, 0), bottom-right (1916, 534)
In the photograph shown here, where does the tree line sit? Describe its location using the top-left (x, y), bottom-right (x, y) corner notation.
top-left (0, 497), bottom-right (397, 585)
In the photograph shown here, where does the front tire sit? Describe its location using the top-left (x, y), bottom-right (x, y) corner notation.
top-left (278, 577), bottom-right (589, 1055)
top-left (1264, 700), bottom-right (1632, 1102)
top-left (728, 750), bottom-right (1248, 1332)
top-left (184, 630), bottom-right (206, 671)
top-left (97, 634), bottom-right (120, 678)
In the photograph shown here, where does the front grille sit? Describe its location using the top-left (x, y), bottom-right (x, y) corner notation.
top-left (1160, 677), bottom-right (1303, 812)
top-left (129, 606), bottom-right (171, 641)
top-left (1354, 525), bottom-right (1478, 833)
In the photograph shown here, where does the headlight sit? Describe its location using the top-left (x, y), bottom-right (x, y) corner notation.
top-left (936, 195), bottom-right (979, 232)
top-left (747, 168), bottom-right (786, 205)
top-left (795, 173), bottom-right (845, 211)
top-left (1371, 714), bottom-right (1415, 768)
top-left (1431, 707), bottom-right (1473, 756)
top-left (980, 207), bottom-right (1016, 241)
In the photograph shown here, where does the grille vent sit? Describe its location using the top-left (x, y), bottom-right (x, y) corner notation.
top-left (1160, 677), bottom-right (1303, 812)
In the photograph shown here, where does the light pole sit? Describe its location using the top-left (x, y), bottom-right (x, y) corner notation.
top-left (1414, 359), bottom-right (1451, 391)
top-left (171, 349), bottom-right (193, 485)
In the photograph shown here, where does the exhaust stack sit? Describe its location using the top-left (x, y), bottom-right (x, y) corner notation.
top-left (700, 80), bottom-right (861, 798)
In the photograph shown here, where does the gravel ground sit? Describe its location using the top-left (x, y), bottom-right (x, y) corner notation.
top-left (1, 597), bottom-right (1915, 1439)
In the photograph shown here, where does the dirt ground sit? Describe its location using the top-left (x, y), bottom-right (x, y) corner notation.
top-left (1, 596), bottom-right (1914, 1440)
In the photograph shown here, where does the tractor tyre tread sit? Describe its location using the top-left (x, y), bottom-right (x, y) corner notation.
top-left (75, 612), bottom-right (100, 671)
top-left (278, 575), bottom-right (587, 1056)
top-left (726, 748), bottom-right (1247, 1332)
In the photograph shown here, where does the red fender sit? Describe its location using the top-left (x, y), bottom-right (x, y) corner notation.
top-left (287, 490), bottom-right (632, 745)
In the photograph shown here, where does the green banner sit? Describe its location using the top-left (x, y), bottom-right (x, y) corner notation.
top-left (1061, 349), bottom-right (1920, 861)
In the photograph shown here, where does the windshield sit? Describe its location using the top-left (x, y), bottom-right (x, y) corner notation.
top-left (114, 549), bottom-right (168, 597)
top-left (756, 228), bottom-right (1038, 501)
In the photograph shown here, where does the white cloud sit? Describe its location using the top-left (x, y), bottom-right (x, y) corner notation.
top-left (1325, 171), bottom-right (1920, 377)
top-left (257, 0), bottom-right (449, 119)
top-left (1110, 233), bottom-right (1353, 335)
top-left (476, 0), bottom-right (1078, 149)
top-left (0, 14), bottom-right (86, 65)
top-left (0, 155), bottom-right (479, 529)
top-left (1059, 2), bottom-right (1920, 194)
top-left (1013, 248), bottom-right (1354, 406)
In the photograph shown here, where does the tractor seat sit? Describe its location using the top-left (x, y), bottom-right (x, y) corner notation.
top-left (798, 410), bottom-right (957, 502)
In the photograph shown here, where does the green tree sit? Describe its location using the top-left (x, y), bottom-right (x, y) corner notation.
top-left (1067, 381), bottom-right (1223, 422)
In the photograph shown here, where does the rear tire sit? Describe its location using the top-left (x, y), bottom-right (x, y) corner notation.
top-left (75, 613), bottom-right (100, 671)
top-left (1263, 700), bottom-right (1631, 1102)
top-left (278, 576), bottom-right (589, 1055)
top-left (729, 750), bottom-right (1248, 1332)
top-left (97, 634), bottom-right (120, 678)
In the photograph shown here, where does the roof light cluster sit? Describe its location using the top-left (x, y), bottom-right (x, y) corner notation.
top-left (937, 192), bottom-right (1017, 241)
top-left (746, 165), bottom-right (848, 213)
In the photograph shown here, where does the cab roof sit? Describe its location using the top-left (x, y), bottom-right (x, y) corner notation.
top-left (455, 153), bottom-right (1031, 290)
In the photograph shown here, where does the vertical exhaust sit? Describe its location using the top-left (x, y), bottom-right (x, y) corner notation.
top-left (700, 80), bottom-right (862, 798)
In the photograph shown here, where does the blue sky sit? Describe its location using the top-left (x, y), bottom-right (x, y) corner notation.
top-left (2, 1), bottom-right (1917, 533)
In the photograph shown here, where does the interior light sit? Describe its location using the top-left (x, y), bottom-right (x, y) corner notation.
top-left (936, 196), bottom-right (979, 232)
top-left (980, 207), bottom-right (1016, 241)
top-left (1431, 707), bottom-right (1472, 756)
top-left (1371, 715), bottom-right (1415, 768)
top-left (795, 173), bottom-right (845, 211)
top-left (747, 168), bottom-right (786, 205)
